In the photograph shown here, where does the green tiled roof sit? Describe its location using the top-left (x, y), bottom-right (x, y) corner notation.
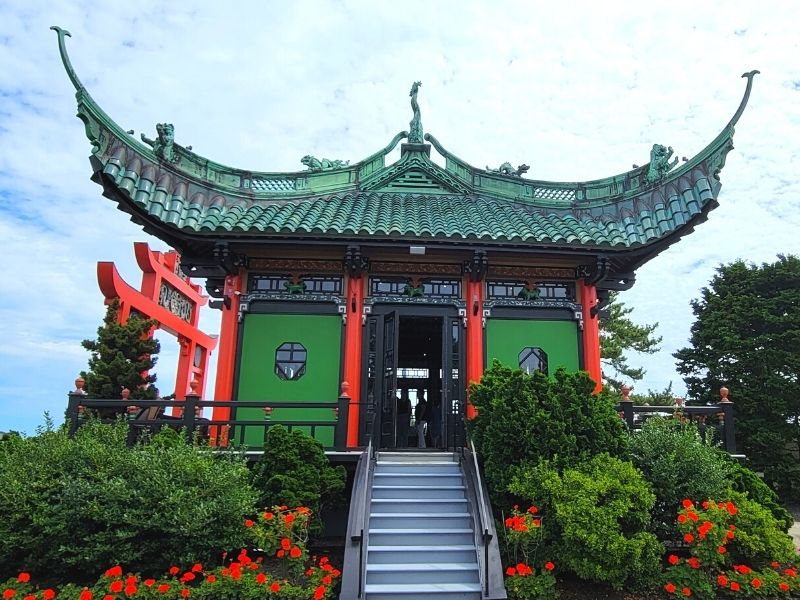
top-left (53, 28), bottom-right (757, 259)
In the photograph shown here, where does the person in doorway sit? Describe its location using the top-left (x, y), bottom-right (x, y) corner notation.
top-left (396, 389), bottom-right (411, 448)
top-left (414, 389), bottom-right (428, 449)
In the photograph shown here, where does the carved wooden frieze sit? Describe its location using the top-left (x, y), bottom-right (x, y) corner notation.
top-left (371, 261), bottom-right (462, 276)
top-left (248, 258), bottom-right (342, 273)
top-left (488, 265), bottom-right (576, 279)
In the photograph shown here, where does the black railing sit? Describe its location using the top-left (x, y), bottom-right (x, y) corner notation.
top-left (65, 393), bottom-right (351, 450)
top-left (615, 402), bottom-right (737, 453)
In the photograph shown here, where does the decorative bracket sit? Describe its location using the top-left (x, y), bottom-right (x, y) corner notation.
top-left (458, 308), bottom-right (468, 328)
top-left (362, 304), bottom-right (372, 326)
top-left (338, 304), bottom-right (347, 325)
top-left (214, 242), bottom-right (246, 275)
top-left (579, 256), bottom-right (610, 285)
top-left (344, 245), bottom-right (370, 278)
top-left (482, 308), bottom-right (491, 329)
top-left (463, 250), bottom-right (489, 282)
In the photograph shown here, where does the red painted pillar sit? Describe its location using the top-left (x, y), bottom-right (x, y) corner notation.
top-left (465, 279), bottom-right (484, 418)
top-left (578, 281), bottom-right (602, 393)
top-left (212, 273), bottom-right (242, 421)
top-left (342, 274), bottom-right (365, 447)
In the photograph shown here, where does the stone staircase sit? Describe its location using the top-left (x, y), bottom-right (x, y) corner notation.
top-left (364, 451), bottom-right (482, 600)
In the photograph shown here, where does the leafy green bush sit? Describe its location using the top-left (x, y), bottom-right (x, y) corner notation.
top-left (726, 491), bottom-right (797, 567)
top-left (727, 461), bottom-right (794, 531)
top-left (0, 419), bottom-right (256, 583)
top-left (509, 454), bottom-right (663, 590)
top-left (250, 426), bottom-right (346, 535)
top-left (469, 363), bottom-right (628, 504)
top-left (629, 416), bottom-right (733, 538)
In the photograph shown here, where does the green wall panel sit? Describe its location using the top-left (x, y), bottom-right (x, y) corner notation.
top-left (486, 318), bottom-right (579, 373)
top-left (236, 314), bottom-right (342, 447)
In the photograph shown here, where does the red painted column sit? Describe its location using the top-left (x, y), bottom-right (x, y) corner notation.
top-left (342, 274), bottom-right (365, 447)
top-left (578, 281), bottom-right (602, 393)
top-left (465, 279), bottom-right (484, 419)
top-left (212, 273), bottom-right (243, 421)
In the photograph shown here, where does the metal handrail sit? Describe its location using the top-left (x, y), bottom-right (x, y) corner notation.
top-left (469, 437), bottom-right (493, 597)
top-left (356, 411), bottom-right (379, 597)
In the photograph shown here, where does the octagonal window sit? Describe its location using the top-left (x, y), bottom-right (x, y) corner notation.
top-left (275, 342), bottom-right (307, 380)
top-left (519, 347), bottom-right (548, 376)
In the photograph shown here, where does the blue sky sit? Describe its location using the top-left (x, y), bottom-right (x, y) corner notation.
top-left (1, 1), bottom-right (799, 433)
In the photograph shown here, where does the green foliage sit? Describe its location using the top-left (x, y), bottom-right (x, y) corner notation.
top-left (599, 291), bottom-right (662, 391)
top-left (629, 381), bottom-right (678, 407)
top-left (674, 255), bottom-right (800, 500)
top-left (250, 426), bottom-right (346, 536)
top-left (509, 455), bottom-right (663, 590)
top-left (81, 299), bottom-right (161, 400)
top-left (504, 567), bottom-right (557, 600)
top-left (629, 416), bottom-right (733, 539)
top-left (726, 491), bottom-right (797, 567)
top-left (662, 498), bottom-right (799, 600)
top-left (468, 363), bottom-right (628, 505)
top-left (0, 420), bottom-right (256, 583)
top-left (727, 461), bottom-right (794, 531)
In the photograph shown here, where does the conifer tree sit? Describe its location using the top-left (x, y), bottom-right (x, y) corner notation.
top-left (599, 291), bottom-right (662, 391)
top-left (81, 299), bottom-right (160, 399)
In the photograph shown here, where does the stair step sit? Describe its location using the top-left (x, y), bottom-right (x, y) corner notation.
top-left (366, 562), bottom-right (480, 585)
top-left (372, 485), bottom-right (466, 499)
top-left (364, 582), bottom-right (481, 600)
top-left (370, 513), bottom-right (472, 529)
top-left (367, 545), bottom-right (477, 564)
top-left (376, 463), bottom-right (461, 474)
top-left (373, 473), bottom-right (463, 486)
top-left (371, 498), bottom-right (468, 513)
top-left (369, 528), bottom-right (474, 545)
top-left (378, 452), bottom-right (456, 463)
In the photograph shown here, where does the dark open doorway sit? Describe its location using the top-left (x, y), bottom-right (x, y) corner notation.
top-left (396, 316), bottom-right (443, 449)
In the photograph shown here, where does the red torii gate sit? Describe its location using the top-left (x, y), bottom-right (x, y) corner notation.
top-left (96, 242), bottom-right (217, 400)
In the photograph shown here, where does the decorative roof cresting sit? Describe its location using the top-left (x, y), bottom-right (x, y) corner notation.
top-left (408, 81), bottom-right (423, 143)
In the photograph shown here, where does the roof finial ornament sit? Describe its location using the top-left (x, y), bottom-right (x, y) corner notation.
top-left (486, 162), bottom-right (530, 178)
top-left (141, 123), bottom-right (178, 163)
top-left (301, 155), bottom-right (350, 171)
top-left (408, 81), bottom-right (423, 143)
top-left (645, 143), bottom-right (679, 183)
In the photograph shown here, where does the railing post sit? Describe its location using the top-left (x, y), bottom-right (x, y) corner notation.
top-left (336, 381), bottom-right (351, 450)
top-left (183, 379), bottom-right (200, 445)
top-left (67, 376), bottom-right (88, 436)
top-left (719, 386), bottom-right (736, 453)
top-left (620, 384), bottom-right (635, 430)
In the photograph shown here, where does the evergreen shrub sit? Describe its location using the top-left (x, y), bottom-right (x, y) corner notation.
top-left (0, 419), bottom-right (256, 584)
top-left (250, 426), bottom-right (346, 536)
top-left (728, 461), bottom-right (794, 531)
top-left (509, 454), bottom-right (663, 590)
top-left (629, 416), bottom-right (733, 539)
top-left (468, 362), bottom-right (628, 505)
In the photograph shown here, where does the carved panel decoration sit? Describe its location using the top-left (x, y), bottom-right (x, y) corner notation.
top-left (488, 265), bottom-right (576, 279)
top-left (248, 258), bottom-right (342, 273)
top-left (371, 261), bottom-right (462, 276)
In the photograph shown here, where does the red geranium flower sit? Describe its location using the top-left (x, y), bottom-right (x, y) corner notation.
top-left (110, 580), bottom-right (123, 593)
top-left (180, 588), bottom-right (190, 598)
top-left (683, 533), bottom-right (695, 543)
top-left (284, 513), bottom-right (296, 526)
top-left (322, 575), bottom-right (332, 585)
top-left (717, 575), bottom-right (728, 586)
top-left (687, 558), bottom-right (701, 569)
top-left (169, 567), bottom-right (179, 575)
top-left (313, 585), bottom-right (325, 600)
top-left (263, 511), bottom-right (274, 520)
top-left (730, 582), bottom-right (740, 592)
top-left (79, 589), bottom-right (93, 600)
top-left (157, 584), bottom-right (170, 593)
top-left (244, 519), bottom-right (254, 528)
top-left (506, 567), bottom-right (516, 576)
top-left (103, 596), bottom-right (114, 600)
top-left (544, 561), bottom-right (555, 571)
top-left (191, 563), bottom-right (202, 572)
top-left (726, 502), bottom-right (738, 516)
top-left (277, 549), bottom-right (285, 558)
top-left (319, 556), bottom-right (329, 565)
top-left (527, 505), bottom-right (538, 514)
top-left (718, 546), bottom-right (727, 554)
top-left (771, 561), bottom-right (780, 568)
top-left (105, 566), bottom-right (123, 578)
top-left (3, 590), bottom-right (15, 600)
top-left (751, 578), bottom-right (762, 589)
top-left (256, 573), bottom-right (267, 584)
top-left (734, 565), bottom-right (751, 575)
top-left (677, 514), bottom-right (687, 524)
top-left (180, 572), bottom-right (195, 583)
top-left (205, 575), bottom-right (216, 584)
top-left (290, 546), bottom-right (302, 558)
top-left (687, 512), bottom-right (699, 522)
top-left (532, 519), bottom-right (541, 527)
top-left (42, 591), bottom-right (55, 600)
top-left (144, 579), bottom-right (156, 587)
top-left (682, 588), bottom-right (692, 597)
top-left (270, 582), bottom-right (281, 592)
top-left (779, 582), bottom-right (790, 591)
top-left (16, 574), bottom-right (30, 584)
top-left (281, 538), bottom-right (291, 550)
top-left (124, 584), bottom-right (137, 596)
top-left (664, 582), bottom-right (676, 593)
top-left (785, 568), bottom-right (797, 578)
top-left (668, 554), bottom-right (680, 565)
top-left (682, 499), bottom-right (693, 509)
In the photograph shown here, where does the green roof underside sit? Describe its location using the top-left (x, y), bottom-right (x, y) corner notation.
top-left (54, 28), bottom-right (757, 274)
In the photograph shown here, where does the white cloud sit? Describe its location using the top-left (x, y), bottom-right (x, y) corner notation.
top-left (1, 0), bottom-right (799, 431)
